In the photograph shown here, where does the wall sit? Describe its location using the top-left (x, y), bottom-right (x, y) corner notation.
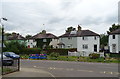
top-left (77, 36), bottom-right (100, 56)
top-left (26, 39), bottom-right (36, 48)
top-left (49, 39), bottom-right (59, 48)
top-left (59, 37), bottom-right (77, 48)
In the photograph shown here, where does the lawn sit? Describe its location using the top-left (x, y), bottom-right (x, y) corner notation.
top-left (20, 54), bottom-right (120, 63)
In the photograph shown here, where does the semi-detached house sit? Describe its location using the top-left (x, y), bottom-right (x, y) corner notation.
top-left (109, 29), bottom-right (120, 53)
top-left (59, 28), bottom-right (100, 56)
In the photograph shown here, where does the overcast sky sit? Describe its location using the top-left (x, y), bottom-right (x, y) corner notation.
top-left (0, 0), bottom-right (119, 36)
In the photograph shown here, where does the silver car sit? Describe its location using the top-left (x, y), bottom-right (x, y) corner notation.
top-left (0, 54), bottom-right (13, 66)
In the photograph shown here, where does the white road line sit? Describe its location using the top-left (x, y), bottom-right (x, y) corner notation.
top-left (77, 70), bottom-right (93, 72)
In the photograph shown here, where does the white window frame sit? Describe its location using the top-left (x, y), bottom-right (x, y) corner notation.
top-left (43, 39), bottom-right (47, 42)
top-left (83, 44), bottom-right (88, 49)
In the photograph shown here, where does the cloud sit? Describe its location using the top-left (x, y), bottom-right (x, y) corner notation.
top-left (1, 0), bottom-right (119, 36)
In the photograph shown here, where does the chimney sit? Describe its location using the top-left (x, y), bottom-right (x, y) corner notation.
top-left (78, 25), bottom-right (82, 31)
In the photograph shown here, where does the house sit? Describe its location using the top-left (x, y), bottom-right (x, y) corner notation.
top-left (49, 37), bottom-right (59, 48)
top-left (6, 32), bottom-right (26, 44)
top-left (59, 25), bottom-right (100, 56)
top-left (109, 29), bottom-right (120, 53)
top-left (32, 32), bottom-right (58, 49)
top-left (26, 38), bottom-right (37, 48)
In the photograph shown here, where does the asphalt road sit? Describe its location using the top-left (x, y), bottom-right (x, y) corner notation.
top-left (21, 59), bottom-right (119, 77)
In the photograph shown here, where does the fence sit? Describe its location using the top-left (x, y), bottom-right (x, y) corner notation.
top-left (2, 58), bottom-right (20, 75)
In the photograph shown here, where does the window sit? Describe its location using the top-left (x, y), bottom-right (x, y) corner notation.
top-left (68, 37), bottom-right (72, 40)
top-left (82, 37), bottom-right (88, 40)
top-left (113, 35), bottom-right (115, 39)
top-left (43, 39), bottom-right (47, 42)
top-left (33, 39), bottom-right (35, 42)
top-left (94, 36), bottom-right (97, 40)
top-left (83, 44), bottom-right (88, 49)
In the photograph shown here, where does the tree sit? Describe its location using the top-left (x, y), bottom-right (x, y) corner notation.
top-left (25, 35), bottom-right (32, 39)
top-left (39, 30), bottom-right (46, 34)
top-left (4, 33), bottom-right (12, 37)
top-left (100, 34), bottom-right (108, 47)
top-left (66, 26), bottom-right (76, 33)
top-left (107, 24), bottom-right (120, 34)
top-left (4, 41), bottom-right (26, 54)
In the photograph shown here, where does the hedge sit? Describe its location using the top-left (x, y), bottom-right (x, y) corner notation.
top-left (43, 48), bottom-right (77, 55)
top-left (4, 47), bottom-right (77, 55)
top-left (109, 53), bottom-right (120, 58)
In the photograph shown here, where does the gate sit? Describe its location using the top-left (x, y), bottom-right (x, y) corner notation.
top-left (2, 58), bottom-right (20, 75)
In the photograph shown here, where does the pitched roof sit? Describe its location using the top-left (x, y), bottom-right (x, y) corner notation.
top-left (32, 33), bottom-right (57, 39)
top-left (59, 30), bottom-right (99, 38)
top-left (109, 29), bottom-right (120, 35)
top-left (7, 34), bottom-right (25, 40)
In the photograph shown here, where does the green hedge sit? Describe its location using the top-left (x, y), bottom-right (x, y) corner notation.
top-left (43, 48), bottom-right (77, 55)
top-left (19, 48), bottom-right (42, 55)
top-left (4, 47), bottom-right (77, 55)
top-left (110, 53), bottom-right (120, 58)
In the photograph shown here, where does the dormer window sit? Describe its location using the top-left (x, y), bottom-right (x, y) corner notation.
top-left (113, 35), bottom-right (115, 39)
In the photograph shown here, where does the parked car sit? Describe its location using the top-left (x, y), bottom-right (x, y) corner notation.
top-left (3, 52), bottom-right (20, 59)
top-left (0, 54), bottom-right (13, 66)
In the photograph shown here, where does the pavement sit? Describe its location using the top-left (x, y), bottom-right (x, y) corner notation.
top-left (2, 67), bottom-right (55, 78)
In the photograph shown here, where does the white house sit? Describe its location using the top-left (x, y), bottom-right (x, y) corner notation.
top-left (26, 39), bottom-right (37, 48)
top-left (77, 30), bottom-right (100, 56)
top-left (49, 38), bottom-right (59, 48)
top-left (59, 26), bottom-right (100, 56)
top-left (109, 29), bottom-right (120, 53)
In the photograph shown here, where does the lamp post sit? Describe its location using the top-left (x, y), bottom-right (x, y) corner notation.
top-left (0, 18), bottom-right (7, 75)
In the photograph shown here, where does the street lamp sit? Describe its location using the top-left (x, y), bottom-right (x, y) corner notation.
top-left (0, 17), bottom-right (7, 75)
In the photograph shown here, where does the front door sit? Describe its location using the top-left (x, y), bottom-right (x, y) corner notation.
top-left (112, 44), bottom-right (116, 53)
top-left (94, 45), bottom-right (97, 52)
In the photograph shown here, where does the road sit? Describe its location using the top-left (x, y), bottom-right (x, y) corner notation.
top-left (20, 59), bottom-right (119, 77)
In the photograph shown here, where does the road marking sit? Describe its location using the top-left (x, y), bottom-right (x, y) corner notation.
top-left (66, 68), bottom-right (74, 71)
top-left (33, 66), bottom-right (37, 68)
top-left (77, 70), bottom-right (93, 72)
top-left (100, 71), bottom-right (119, 75)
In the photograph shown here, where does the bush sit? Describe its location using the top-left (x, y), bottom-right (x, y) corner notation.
top-left (20, 48), bottom-right (41, 55)
top-left (89, 53), bottom-right (100, 59)
top-left (110, 53), bottom-right (120, 58)
top-left (43, 48), bottom-right (77, 55)
top-left (49, 52), bottom-right (60, 58)
top-left (4, 41), bottom-right (26, 54)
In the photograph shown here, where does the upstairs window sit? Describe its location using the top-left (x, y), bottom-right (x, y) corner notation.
top-left (68, 37), bottom-right (72, 40)
top-left (82, 37), bottom-right (88, 40)
top-left (43, 39), bottom-right (47, 42)
top-left (94, 36), bottom-right (97, 40)
top-left (113, 35), bottom-right (115, 39)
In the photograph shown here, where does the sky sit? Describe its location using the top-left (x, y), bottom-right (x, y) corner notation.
top-left (0, 0), bottom-right (119, 36)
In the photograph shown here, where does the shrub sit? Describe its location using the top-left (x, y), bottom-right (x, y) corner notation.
top-left (43, 48), bottom-right (77, 55)
top-left (49, 52), bottom-right (60, 58)
top-left (20, 48), bottom-right (41, 55)
top-left (110, 53), bottom-right (120, 58)
top-left (89, 53), bottom-right (100, 59)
